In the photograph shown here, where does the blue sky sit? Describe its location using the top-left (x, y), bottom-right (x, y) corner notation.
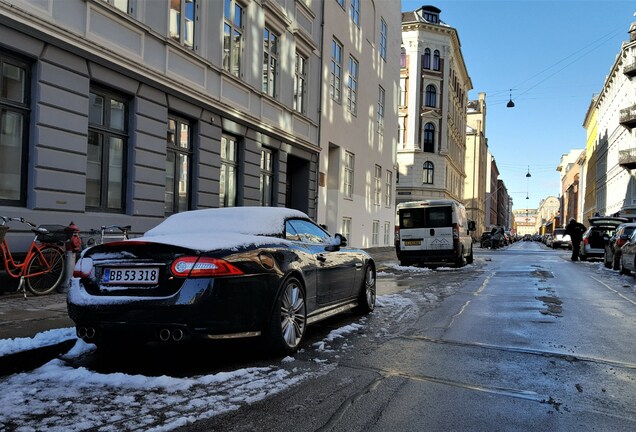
top-left (401, 0), bottom-right (636, 210)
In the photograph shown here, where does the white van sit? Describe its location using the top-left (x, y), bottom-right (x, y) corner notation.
top-left (395, 199), bottom-right (475, 267)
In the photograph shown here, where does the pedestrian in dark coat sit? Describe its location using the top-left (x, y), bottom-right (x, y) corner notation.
top-left (565, 218), bottom-right (586, 261)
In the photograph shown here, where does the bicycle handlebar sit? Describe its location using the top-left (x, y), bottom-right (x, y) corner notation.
top-left (0, 216), bottom-right (37, 228)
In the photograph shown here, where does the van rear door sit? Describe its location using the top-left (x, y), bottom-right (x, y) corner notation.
top-left (398, 206), bottom-right (453, 251)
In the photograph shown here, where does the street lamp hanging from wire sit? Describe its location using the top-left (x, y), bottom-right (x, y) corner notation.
top-left (507, 89), bottom-right (515, 108)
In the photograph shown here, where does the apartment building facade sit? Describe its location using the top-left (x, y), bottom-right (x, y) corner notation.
top-left (397, 5), bottom-right (472, 205)
top-left (317, 0), bottom-right (401, 247)
top-left (0, 0), bottom-right (400, 250)
top-left (464, 92), bottom-right (488, 237)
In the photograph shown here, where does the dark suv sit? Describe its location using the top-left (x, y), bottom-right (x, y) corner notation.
top-left (579, 216), bottom-right (628, 261)
top-left (604, 222), bottom-right (636, 269)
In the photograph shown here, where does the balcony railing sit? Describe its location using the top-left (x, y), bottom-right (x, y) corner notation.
top-left (624, 60), bottom-right (636, 77)
top-left (619, 104), bottom-right (636, 129)
top-left (618, 147), bottom-right (636, 170)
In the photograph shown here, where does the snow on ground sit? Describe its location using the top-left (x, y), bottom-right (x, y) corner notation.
top-left (0, 292), bottom-right (415, 432)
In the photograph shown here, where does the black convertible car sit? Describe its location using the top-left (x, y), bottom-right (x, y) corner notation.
top-left (67, 207), bottom-right (376, 355)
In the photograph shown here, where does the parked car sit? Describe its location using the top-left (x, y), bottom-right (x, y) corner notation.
top-left (545, 234), bottom-right (554, 248)
top-left (68, 207), bottom-right (376, 355)
top-left (480, 232), bottom-right (492, 248)
top-left (619, 230), bottom-right (636, 275)
top-left (579, 216), bottom-right (627, 261)
top-left (551, 228), bottom-right (571, 249)
top-left (604, 222), bottom-right (636, 270)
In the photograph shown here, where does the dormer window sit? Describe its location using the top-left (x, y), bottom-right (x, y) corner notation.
top-left (423, 12), bottom-right (438, 23)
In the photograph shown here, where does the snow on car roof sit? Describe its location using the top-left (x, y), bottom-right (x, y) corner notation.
top-left (128, 207), bottom-right (310, 251)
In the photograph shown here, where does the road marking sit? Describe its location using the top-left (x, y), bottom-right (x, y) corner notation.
top-left (474, 271), bottom-right (494, 296)
top-left (589, 276), bottom-right (636, 306)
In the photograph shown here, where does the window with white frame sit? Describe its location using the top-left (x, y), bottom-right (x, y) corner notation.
top-left (220, 134), bottom-right (239, 207)
top-left (350, 0), bottom-right (360, 26)
top-left (372, 220), bottom-right (379, 246)
top-left (398, 117), bottom-right (406, 147)
top-left (347, 56), bottom-right (358, 115)
top-left (385, 170), bottom-right (392, 207)
top-left (423, 161), bottom-right (434, 184)
top-left (374, 165), bottom-right (382, 206)
top-left (102, 0), bottom-right (129, 13)
top-left (223, 0), bottom-right (243, 77)
top-left (169, 0), bottom-right (196, 48)
top-left (380, 18), bottom-right (387, 61)
top-left (344, 151), bottom-right (354, 199)
top-left (377, 86), bottom-right (385, 133)
top-left (260, 147), bottom-right (274, 206)
top-left (399, 77), bottom-right (407, 107)
top-left (342, 217), bottom-right (352, 240)
top-left (165, 114), bottom-right (192, 215)
top-left (384, 221), bottom-right (391, 245)
top-left (263, 27), bottom-right (279, 97)
top-left (330, 39), bottom-right (343, 103)
top-left (294, 52), bottom-right (307, 114)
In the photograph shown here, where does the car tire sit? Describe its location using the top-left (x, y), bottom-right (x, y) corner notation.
top-left (267, 276), bottom-right (306, 356)
top-left (604, 252), bottom-right (611, 268)
top-left (613, 255), bottom-right (620, 271)
top-left (620, 258), bottom-right (630, 275)
top-left (455, 247), bottom-right (466, 268)
top-left (580, 253), bottom-right (587, 262)
top-left (354, 265), bottom-right (376, 315)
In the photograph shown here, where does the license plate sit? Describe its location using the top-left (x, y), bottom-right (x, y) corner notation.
top-left (102, 267), bottom-right (160, 285)
top-left (403, 240), bottom-right (421, 246)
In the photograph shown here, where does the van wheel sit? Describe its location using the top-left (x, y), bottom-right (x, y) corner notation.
top-left (466, 247), bottom-right (474, 264)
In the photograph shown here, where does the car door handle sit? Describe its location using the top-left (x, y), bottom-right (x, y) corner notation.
top-left (317, 254), bottom-right (327, 262)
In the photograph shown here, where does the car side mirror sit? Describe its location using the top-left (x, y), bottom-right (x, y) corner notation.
top-left (325, 233), bottom-right (347, 252)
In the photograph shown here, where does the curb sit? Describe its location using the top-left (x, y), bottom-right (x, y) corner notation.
top-left (0, 338), bottom-right (76, 376)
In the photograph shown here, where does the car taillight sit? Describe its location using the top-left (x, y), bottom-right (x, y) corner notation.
top-left (170, 256), bottom-right (244, 277)
top-left (73, 257), bottom-right (94, 278)
top-left (583, 238), bottom-right (589, 245)
top-left (394, 226), bottom-right (400, 242)
top-left (617, 238), bottom-right (625, 247)
top-left (452, 223), bottom-right (459, 239)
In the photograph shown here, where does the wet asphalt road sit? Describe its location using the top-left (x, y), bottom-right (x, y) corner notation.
top-left (179, 241), bottom-right (636, 432)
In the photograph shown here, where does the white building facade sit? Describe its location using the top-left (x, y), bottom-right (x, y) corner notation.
top-left (397, 5), bottom-right (472, 206)
top-left (317, 0), bottom-right (401, 247)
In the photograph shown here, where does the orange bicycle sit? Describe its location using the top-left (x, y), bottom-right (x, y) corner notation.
top-left (0, 216), bottom-right (66, 298)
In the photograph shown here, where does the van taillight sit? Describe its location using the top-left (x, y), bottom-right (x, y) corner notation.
top-left (394, 225), bottom-right (400, 242)
top-left (452, 223), bottom-right (460, 239)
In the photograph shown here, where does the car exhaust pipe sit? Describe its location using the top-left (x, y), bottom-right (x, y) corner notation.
top-left (159, 328), bottom-right (171, 342)
top-left (172, 328), bottom-right (184, 342)
top-left (77, 327), bottom-right (86, 339)
top-left (85, 327), bottom-right (96, 339)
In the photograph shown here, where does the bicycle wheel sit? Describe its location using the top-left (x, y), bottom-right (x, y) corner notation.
top-left (26, 246), bottom-right (65, 295)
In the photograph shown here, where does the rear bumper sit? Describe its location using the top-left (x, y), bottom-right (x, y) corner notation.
top-left (396, 249), bottom-right (460, 265)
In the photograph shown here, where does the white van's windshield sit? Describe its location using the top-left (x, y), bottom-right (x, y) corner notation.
top-left (399, 207), bottom-right (452, 229)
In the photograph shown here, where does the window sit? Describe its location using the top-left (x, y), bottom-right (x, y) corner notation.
top-left (260, 148), bottom-right (274, 206)
top-left (344, 151), bottom-right (354, 199)
top-left (220, 134), bottom-right (239, 207)
top-left (433, 50), bottom-right (440, 71)
top-left (423, 123), bottom-right (435, 152)
top-left (374, 165), bottom-right (382, 206)
top-left (377, 86), bottom-right (385, 132)
top-left (287, 219), bottom-right (331, 244)
top-left (223, 0), bottom-right (243, 77)
top-left (350, 0), bottom-right (360, 26)
top-left (169, 0), bottom-right (196, 48)
top-left (165, 115), bottom-right (192, 215)
top-left (399, 77), bottom-right (407, 107)
top-left (87, 88), bottom-right (127, 212)
top-left (380, 18), bottom-right (387, 61)
top-left (342, 217), bottom-right (352, 240)
top-left (263, 27), bottom-right (279, 97)
top-left (0, 54), bottom-right (29, 206)
top-left (102, 0), bottom-right (129, 13)
top-left (423, 161), bottom-right (434, 184)
top-left (400, 47), bottom-right (407, 69)
top-left (423, 48), bottom-right (431, 69)
top-left (372, 220), bottom-right (379, 246)
top-left (347, 56), bottom-right (358, 114)
top-left (384, 221), bottom-right (391, 245)
top-left (424, 11), bottom-right (439, 24)
top-left (398, 117), bottom-right (405, 147)
top-left (385, 171), bottom-right (392, 207)
top-left (330, 39), bottom-right (343, 103)
top-left (294, 52), bottom-right (307, 114)
top-left (425, 84), bottom-right (436, 107)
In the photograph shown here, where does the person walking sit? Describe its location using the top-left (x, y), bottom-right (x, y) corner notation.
top-left (565, 218), bottom-right (586, 261)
